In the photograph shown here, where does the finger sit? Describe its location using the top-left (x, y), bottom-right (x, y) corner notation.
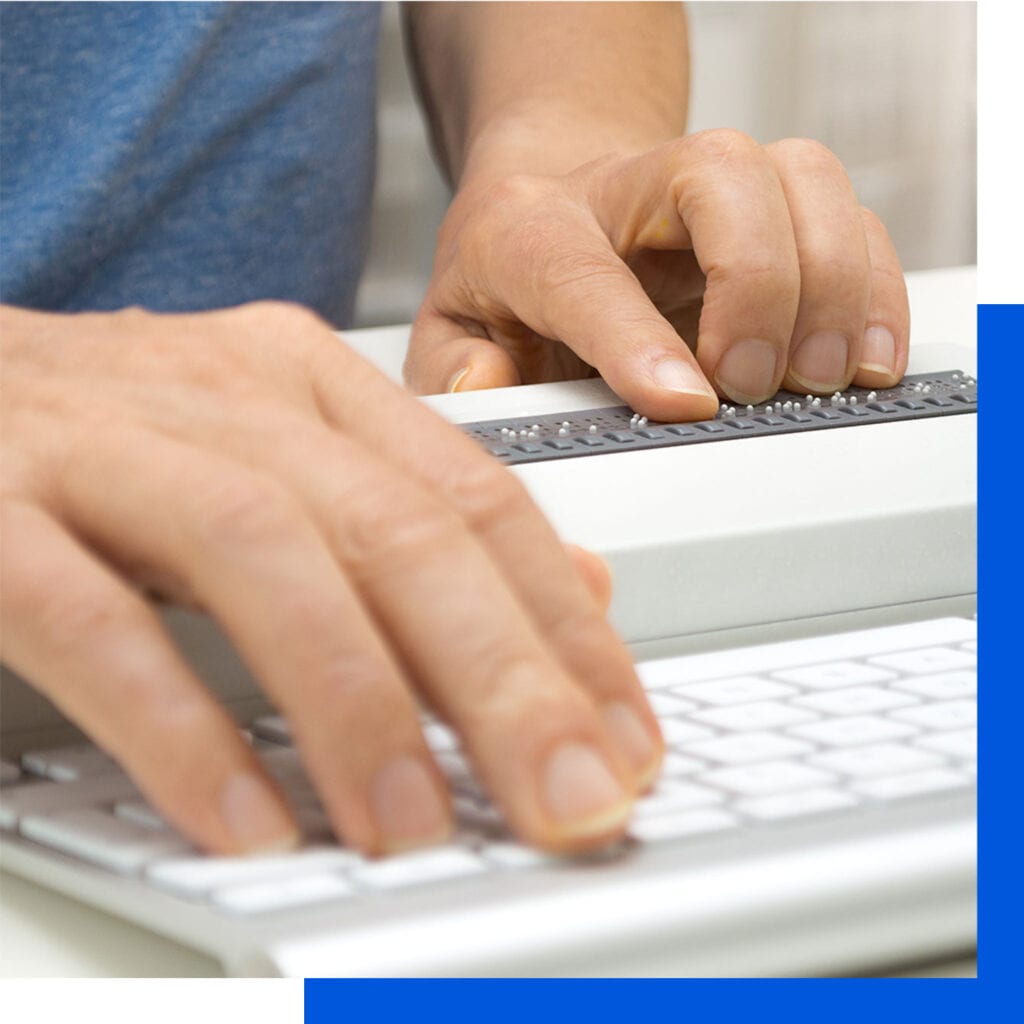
top-left (764, 139), bottom-right (872, 395)
top-left (0, 500), bottom-right (299, 855)
top-left (565, 544), bottom-right (613, 614)
top-left (851, 207), bottom-right (911, 388)
top-left (404, 310), bottom-right (522, 394)
top-left (55, 429), bottom-right (454, 856)
top-left (310, 348), bottom-right (664, 793)
top-left (214, 416), bottom-right (641, 852)
top-left (588, 131), bottom-right (802, 407)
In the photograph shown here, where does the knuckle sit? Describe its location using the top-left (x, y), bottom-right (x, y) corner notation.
top-left (770, 136), bottom-right (845, 175)
top-left (338, 487), bottom-right (466, 576)
top-left (189, 472), bottom-right (302, 548)
top-left (444, 459), bottom-right (534, 534)
top-left (681, 127), bottom-right (761, 165)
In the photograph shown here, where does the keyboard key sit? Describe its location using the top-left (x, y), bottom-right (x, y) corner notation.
top-left (788, 715), bottom-right (917, 747)
top-left (147, 847), bottom-right (364, 897)
top-left (724, 419), bottom-right (754, 430)
top-left (423, 722), bottom-right (460, 752)
top-left (21, 743), bottom-right (117, 782)
top-left (852, 769), bottom-right (972, 801)
top-left (629, 808), bottom-right (738, 843)
top-left (211, 872), bottom-right (355, 915)
top-left (646, 693), bottom-right (699, 717)
top-left (543, 439), bottom-right (575, 451)
top-left (633, 782), bottom-right (723, 818)
top-left (660, 720), bottom-right (715, 747)
top-left (0, 774), bottom-right (138, 830)
top-left (890, 700), bottom-right (976, 731)
top-left (350, 847), bottom-right (487, 890)
top-left (114, 800), bottom-right (167, 830)
top-left (664, 425), bottom-right (695, 437)
top-left (891, 671), bottom-right (976, 699)
top-left (868, 647), bottom-right (975, 675)
top-left (20, 808), bottom-right (190, 874)
top-left (659, 753), bottom-right (706, 776)
top-left (686, 732), bottom-right (813, 765)
top-left (251, 715), bottom-right (291, 744)
top-left (694, 422), bottom-right (725, 434)
top-left (772, 662), bottom-right (896, 689)
top-left (690, 701), bottom-right (818, 732)
top-left (637, 429), bottom-right (665, 440)
top-left (480, 842), bottom-right (560, 870)
top-left (1, 761), bottom-right (21, 785)
top-left (603, 431), bottom-right (636, 443)
top-left (701, 761), bottom-right (835, 796)
top-left (809, 744), bottom-right (941, 778)
top-left (794, 687), bottom-right (918, 716)
top-left (915, 729), bottom-right (976, 760)
top-left (737, 787), bottom-right (859, 821)
top-left (671, 676), bottom-right (797, 706)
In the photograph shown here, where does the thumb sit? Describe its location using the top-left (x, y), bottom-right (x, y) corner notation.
top-left (405, 315), bottom-right (521, 395)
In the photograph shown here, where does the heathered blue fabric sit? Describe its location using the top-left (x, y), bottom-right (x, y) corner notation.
top-left (0, 2), bottom-right (380, 327)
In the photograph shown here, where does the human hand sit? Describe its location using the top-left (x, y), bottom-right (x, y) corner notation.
top-left (405, 131), bottom-right (910, 422)
top-left (0, 303), bottom-right (659, 856)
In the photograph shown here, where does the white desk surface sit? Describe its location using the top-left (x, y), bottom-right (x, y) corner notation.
top-left (0, 266), bottom-right (977, 977)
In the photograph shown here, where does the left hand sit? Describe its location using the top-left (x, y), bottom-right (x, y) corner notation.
top-left (404, 131), bottom-right (910, 422)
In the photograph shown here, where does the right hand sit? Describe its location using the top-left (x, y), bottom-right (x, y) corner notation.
top-left (0, 302), bottom-right (661, 857)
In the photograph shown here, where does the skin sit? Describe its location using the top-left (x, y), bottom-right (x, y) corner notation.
top-left (1, 2), bottom-right (909, 858)
top-left (403, 3), bottom-right (910, 418)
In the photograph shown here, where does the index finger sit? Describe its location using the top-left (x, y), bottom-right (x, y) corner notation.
top-left (308, 343), bottom-right (665, 791)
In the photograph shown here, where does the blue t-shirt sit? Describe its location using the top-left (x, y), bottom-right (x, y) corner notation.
top-left (0, 2), bottom-right (380, 326)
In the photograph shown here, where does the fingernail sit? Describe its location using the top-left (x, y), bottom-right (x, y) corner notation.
top-left (859, 325), bottom-right (897, 377)
top-left (370, 755), bottom-right (450, 851)
top-left (542, 742), bottom-right (631, 837)
top-left (447, 366), bottom-right (470, 393)
top-left (790, 330), bottom-right (850, 392)
top-left (221, 772), bottom-right (300, 854)
top-left (603, 702), bottom-right (660, 781)
top-left (713, 339), bottom-right (779, 404)
top-left (652, 358), bottom-right (714, 396)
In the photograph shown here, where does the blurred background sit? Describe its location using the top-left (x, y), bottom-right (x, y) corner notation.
top-left (354, 1), bottom-right (977, 328)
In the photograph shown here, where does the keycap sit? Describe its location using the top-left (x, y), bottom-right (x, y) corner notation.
top-left (852, 769), bottom-right (972, 801)
top-left (754, 415), bottom-right (785, 426)
top-left (809, 744), bottom-right (941, 778)
top-left (575, 436), bottom-right (605, 447)
top-left (633, 782), bottom-right (723, 818)
top-left (794, 686), bottom-right (918, 716)
top-left (915, 729), bottom-right (976, 760)
top-left (659, 753), bottom-right (706, 776)
top-left (21, 743), bottom-right (117, 782)
top-left (783, 411), bottom-right (812, 423)
top-left (810, 408), bottom-right (842, 421)
top-left (671, 676), bottom-right (797, 706)
top-left (114, 800), bottom-right (167, 830)
top-left (20, 808), bottom-right (191, 874)
top-left (868, 402), bottom-right (898, 414)
top-left (629, 808), bottom-right (738, 843)
top-left (788, 715), bottom-right (917, 747)
top-left (665, 425), bottom-right (695, 437)
top-left (211, 872), bottom-right (355, 915)
top-left (772, 661), bottom-right (896, 689)
top-left (724, 419), bottom-right (754, 430)
top-left (480, 843), bottom-right (561, 870)
top-left (690, 701), bottom-right (818, 732)
top-left (895, 399), bottom-right (927, 411)
top-left (686, 732), bottom-right (812, 765)
top-left (839, 405), bottom-right (869, 417)
top-left (251, 715), bottom-right (291, 744)
top-left (660, 720), bottom-right (715, 747)
top-left (694, 422), bottom-right (725, 434)
top-left (422, 722), bottom-right (460, 752)
top-left (868, 647), bottom-right (975, 675)
top-left (889, 700), bottom-right (976, 731)
top-left (543, 439), bottom-right (574, 451)
top-left (0, 774), bottom-right (138, 830)
top-left (891, 670), bottom-right (976, 699)
top-left (603, 431), bottom-right (636, 443)
top-left (147, 847), bottom-right (364, 897)
top-left (924, 396), bottom-right (955, 408)
top-left (513, 442), bottom-right (543, 454)
top-left (737, 787), bottom-right (859, 821)
top-left (349, 847), bottom-right (487, 890)
top-left (646, 693), bottom-right (699, 717)
top-left (1, 761), bottom-right (21, 785)
top-left (637, 429), bottom-right (665, 440)
top-left (700, 761), bottom-right (835, 796)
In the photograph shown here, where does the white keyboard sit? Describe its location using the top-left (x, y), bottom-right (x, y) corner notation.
top-left (0, 617), bottom-right (976, 972)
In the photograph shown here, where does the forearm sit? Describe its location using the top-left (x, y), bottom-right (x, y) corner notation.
top-left (404, 1), bottom-right (690, 188)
